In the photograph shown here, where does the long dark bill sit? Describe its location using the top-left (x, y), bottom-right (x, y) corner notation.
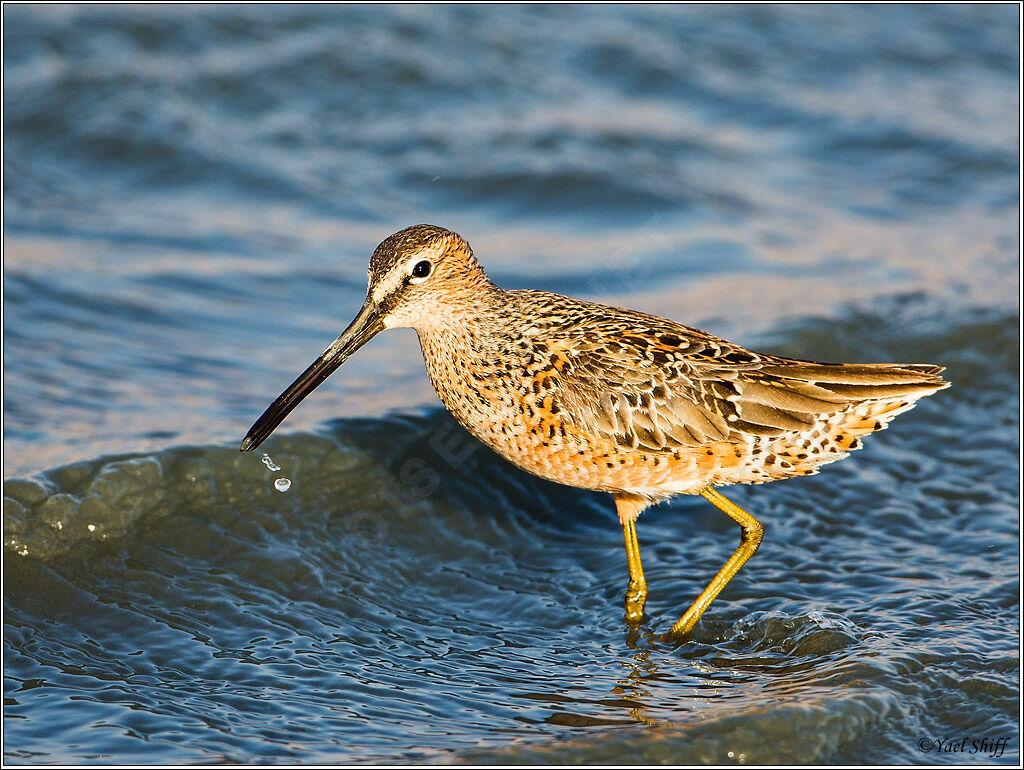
top-left (240, 301), bottom-right (385, 452)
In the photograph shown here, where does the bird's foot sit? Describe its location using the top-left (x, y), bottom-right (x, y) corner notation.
top-left (661, 607), bottom-right (700, 642)
top-left (623, 579), bottom-right (648, 626)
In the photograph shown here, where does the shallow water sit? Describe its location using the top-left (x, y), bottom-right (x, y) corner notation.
top-left (3, 4), bottom-right (1020, 765)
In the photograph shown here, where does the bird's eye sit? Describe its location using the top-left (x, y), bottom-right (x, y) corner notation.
top-left (409, 260), bottom-right (432, 283)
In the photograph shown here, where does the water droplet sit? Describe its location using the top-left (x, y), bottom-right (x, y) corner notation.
top-left (261, 453), bottom-right (281, 472)
top-left (274, 477), bottom-right (291, 493)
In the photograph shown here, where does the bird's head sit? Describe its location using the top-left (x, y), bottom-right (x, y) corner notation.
top-left (240, 224), bottom-right (488, 452)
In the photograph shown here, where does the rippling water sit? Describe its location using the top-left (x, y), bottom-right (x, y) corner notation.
top-left (4, 4), bottom-right (1019, 764)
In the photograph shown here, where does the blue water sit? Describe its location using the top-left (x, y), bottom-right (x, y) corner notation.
top-left (4, 4), bottom-right (1019, 764)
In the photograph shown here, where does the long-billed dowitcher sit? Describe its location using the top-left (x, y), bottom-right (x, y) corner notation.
top-left (242, 224), bottom-right (949, 638)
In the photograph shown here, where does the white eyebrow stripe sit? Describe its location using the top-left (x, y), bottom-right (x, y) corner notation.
top-left (369, 242), bottom-right (446, 304)
top-left (370, 270), bottom-right (406, 304)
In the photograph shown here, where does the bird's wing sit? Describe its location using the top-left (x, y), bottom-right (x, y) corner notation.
top-left (546, 308), bottom-right (946, 452)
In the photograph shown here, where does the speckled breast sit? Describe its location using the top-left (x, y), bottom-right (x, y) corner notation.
top-left (415, 324), bottom-right (712, 497)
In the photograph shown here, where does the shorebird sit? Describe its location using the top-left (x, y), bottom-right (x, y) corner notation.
top-left (242, 224), bottom-right (948, 638)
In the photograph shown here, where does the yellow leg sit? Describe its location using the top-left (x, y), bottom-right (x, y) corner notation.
top-left (667, 486), bottom-right (763, 639)
top-left (622, 519), bottom-right (647, 624)
top-left (614, 493), bottom-right (649, 625)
